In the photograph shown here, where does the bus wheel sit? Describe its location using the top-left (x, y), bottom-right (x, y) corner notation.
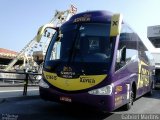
top-left (124, 88), bottom-right (134, 110)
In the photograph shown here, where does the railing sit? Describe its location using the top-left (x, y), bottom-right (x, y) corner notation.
top-left (0, 70), bottom-right (41, 95)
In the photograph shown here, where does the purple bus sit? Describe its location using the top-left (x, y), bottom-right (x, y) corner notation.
top-left (39, 10), bottom-right (155, 112)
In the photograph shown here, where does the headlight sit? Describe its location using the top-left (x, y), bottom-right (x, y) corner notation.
top-left (88, 85), bottom-right (113, 95)
top-left (36, 75), bottom-right (42, 80)
top-left (39, 79), bottom-right (49, 88)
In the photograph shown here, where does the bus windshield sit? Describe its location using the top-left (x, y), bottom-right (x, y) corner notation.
top-left (45, 23), bottom-right (113, 64)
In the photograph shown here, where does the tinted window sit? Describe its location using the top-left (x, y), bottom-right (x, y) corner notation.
top-left (116, 24), bottom-right (138, 70)
top-left (45, 23), bottom-right (113, 63)
top-left (137, 37), bottom-right (149, 64)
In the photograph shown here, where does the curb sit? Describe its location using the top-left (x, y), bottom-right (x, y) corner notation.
top-left (0, 84), bottom-right (39, 87)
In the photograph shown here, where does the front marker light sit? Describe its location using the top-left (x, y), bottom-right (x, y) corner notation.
top-left (88, 85), bottom-right (113, 95)
top-left (39, 79), bottom-right (49, 88)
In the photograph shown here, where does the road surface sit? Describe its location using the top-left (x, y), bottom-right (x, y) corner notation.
top-left (0, 87), bottom-right (39, 98)
top-left (0, 88), bottom-right (160, 120)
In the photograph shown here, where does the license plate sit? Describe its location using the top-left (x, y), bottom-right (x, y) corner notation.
top-left (60, 96), bottom-right (72, 102)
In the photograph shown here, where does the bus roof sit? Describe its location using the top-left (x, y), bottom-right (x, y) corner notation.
top-left (65, 10), bottom-right (114, 25)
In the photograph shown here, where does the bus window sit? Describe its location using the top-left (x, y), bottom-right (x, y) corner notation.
top-left (138, 40), bottom-right (149, 64)
top-left (116, 24), bottom-right (138, 70)
top-left (46, 23), bottom-right (112, 63)
top-left (49, 41), bottom-right (61, 60)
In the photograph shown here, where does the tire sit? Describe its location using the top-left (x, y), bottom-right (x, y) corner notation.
top-left (124, 88), bottom-right (134, 110)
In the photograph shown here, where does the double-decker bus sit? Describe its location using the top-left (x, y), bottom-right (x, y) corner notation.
top-left (39, 10), bottom-right (155, 112)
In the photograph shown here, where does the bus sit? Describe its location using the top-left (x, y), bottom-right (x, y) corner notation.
top-left (39, 10), bottom-right (155, 112)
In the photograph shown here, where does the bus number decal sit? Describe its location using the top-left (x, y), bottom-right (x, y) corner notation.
top-left (46, 75), bottom-right (57, 80)
top-left (43, 72), bottom-right (57, 81)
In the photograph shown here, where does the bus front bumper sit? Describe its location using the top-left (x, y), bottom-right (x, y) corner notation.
top-left (39, 86), bottom-right (114, 112)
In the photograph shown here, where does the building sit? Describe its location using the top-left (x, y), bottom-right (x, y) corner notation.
top-left (0, 48), bottom-right (23, 69)
top-left (147, 25), bottom-right (160, 84)
top-left (147, 25), bottom-right (160, 48)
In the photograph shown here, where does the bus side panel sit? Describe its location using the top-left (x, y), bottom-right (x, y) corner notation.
top-left (113, 62), bottom-right (138, 109)
top-left (136, 62), bottom-right (154, 97)
top-left (113, 60), bottom-right (154, 110)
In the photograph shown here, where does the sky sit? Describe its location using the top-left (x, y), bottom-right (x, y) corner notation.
top-left (0, 0), bottom-right (160, 52)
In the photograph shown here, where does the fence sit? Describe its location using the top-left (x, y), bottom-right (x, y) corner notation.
top-left (0, 70), bottom-right (41, 95)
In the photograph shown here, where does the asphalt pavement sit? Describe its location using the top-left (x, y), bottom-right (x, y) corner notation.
top-left (0, 88), bottom-right (160, 120)
top-left (0, 87), bottom-right (39, 98)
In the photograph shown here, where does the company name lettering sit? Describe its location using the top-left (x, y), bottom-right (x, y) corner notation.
top-left (61, 72), bottom-right (75, 75)
top-left (80, 77), bottom-right (95, 83)
top-left (61, 71), bottom-right (75, 78)
top-left (73, 14), bottom-right (91, 23)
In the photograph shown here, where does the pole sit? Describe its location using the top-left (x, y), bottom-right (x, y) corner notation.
top-left (23, 70), bottom-right (29, 96)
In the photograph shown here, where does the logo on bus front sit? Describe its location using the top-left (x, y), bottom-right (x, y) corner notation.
top-left (60, 66), bottom-right (76, 78)
top-left (63, 66), bottom-right (72, 72)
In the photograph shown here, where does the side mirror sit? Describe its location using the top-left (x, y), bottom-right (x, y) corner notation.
top-left (36, 23), bottom-right (58, 43)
